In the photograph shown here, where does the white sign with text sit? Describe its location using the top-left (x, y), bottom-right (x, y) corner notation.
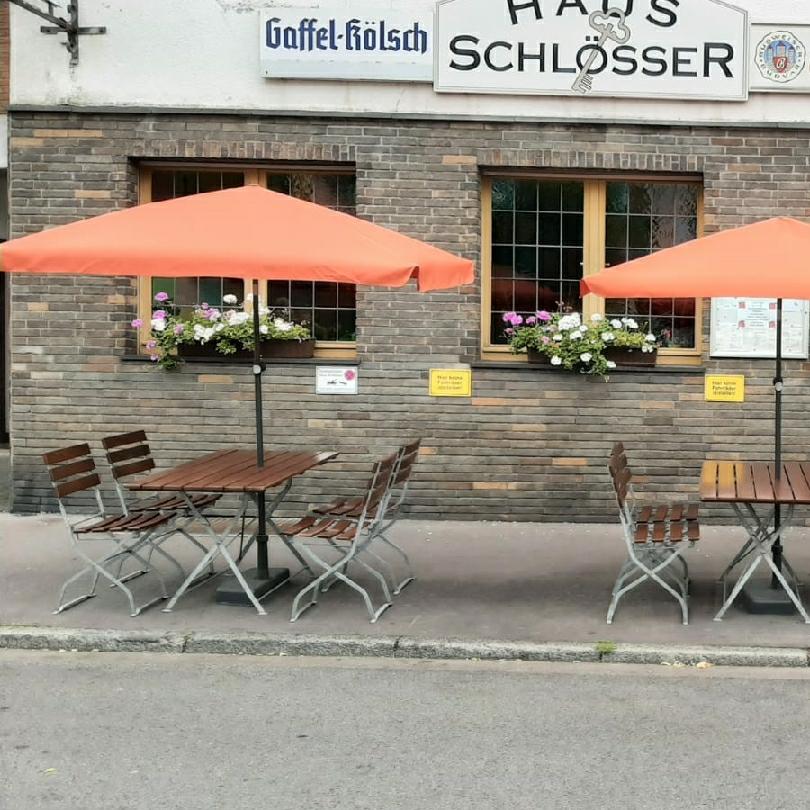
top-left (434, 0), bottom-right (749, 100)
top-left (259, 5), bottom-right (433, 81)
top-left (316, 366), bottom-right (359, 395)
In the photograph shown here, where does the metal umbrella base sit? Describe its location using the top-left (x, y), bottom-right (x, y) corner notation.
top-left (739, 581), bottom-right (799, 616)
top-left (215, 567), bottom-right (290, 606)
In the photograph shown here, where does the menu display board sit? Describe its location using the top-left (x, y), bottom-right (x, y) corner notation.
top-left (710, 298), bottom-right (809, 359)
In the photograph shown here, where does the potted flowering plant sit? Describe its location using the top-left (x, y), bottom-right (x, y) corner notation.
top-left (133, 292), bottom-right (314, 370)
top-left (503, 310), bottom-right (658, 377)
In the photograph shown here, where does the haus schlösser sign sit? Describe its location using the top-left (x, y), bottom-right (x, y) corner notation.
top-left (434, 0), bottom-right (749, 100)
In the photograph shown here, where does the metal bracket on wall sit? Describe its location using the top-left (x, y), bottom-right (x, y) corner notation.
top-left (10, 0), bottom-right (106, 67)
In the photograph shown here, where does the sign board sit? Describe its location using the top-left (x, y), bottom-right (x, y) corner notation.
top-left (429, 368), bottom-right (472, 397)
top-left (705, 374), bottom-right (745, 402)
top-left (750, 25), bottom-right (810, 94)
top-left (434, 0), bottom-right (749, 100)
top-left (316, 366), bottom-right (359, 394)
top-left (710, 299), bottom-right (810, 359)
top-left (259, 5), bottom-right (433, 81)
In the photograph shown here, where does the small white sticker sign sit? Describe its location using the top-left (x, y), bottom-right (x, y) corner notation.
top-left (316, 366), bottom-right (359, 395)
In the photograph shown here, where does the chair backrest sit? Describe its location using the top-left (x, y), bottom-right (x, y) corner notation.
top-left (608, 443), bottom-right (634, 520)
top-left (358, 452), bottom-right (400, 528)
top-left (42, 443), bottom-right (105, 516)
top-left (101, 431), bottom-right (155, 481)
top-left (386, 438), bottom-right (422, 515)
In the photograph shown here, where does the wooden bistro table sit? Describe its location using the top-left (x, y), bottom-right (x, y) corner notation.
top-left (700, 460), bottom-right (810, 623)
top-left (129, 448), bottom-right (337, 615)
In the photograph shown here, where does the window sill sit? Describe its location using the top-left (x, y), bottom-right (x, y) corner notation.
top-left (121, 355), bottom-right (358, 366)
top-left (471, 361), bottom-right (704, 374)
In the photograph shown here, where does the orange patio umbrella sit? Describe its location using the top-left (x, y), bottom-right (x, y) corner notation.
top-left (1, 184), bottom-right (474, 597)
top-left (582, 216), bottom-right (810, 582)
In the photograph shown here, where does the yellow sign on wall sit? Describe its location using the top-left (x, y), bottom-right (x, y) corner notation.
top-left (705, 374), bottom-right (745, 403)
top-left (429, 368), bottom-right (472, 398)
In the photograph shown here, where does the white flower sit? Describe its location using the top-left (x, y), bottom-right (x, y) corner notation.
top-left (601, 331), bottom-right (615, 342)
top-left (558, 313), bottom-right (581, 332)
top-left (151, 318), bottom-right (166, 332)
top-left (222, 294), bottom-right (238, 305)
top-left (642, 344), bottom-right (653, 353)
top-left (607, 361), bottom-right (617, 369)
top-left (579, 326), bottom-right (588, 335)
top-left (259, 305), bottom-right (270, 317)
top-left (645, 333), bottom-right (656, 342)
top-left (626, 319), bottom-right (639, 330)
top-left (570, 332), bottom-right (581, 341)
top-left (590, 313), bottom-right (604, 323)
top-left (215, 323), bottom-right (225, 333)
top-left (610, 319), bottom-right (623, 329)
top-left (226, 311), bottom-right (250, 326)
top-left (259, 324), bottom-right (268, 335)
top-left (580, 353), bottom-right (592, 363)
top-left (553, 334), bottom-right (563, 342)
top-left (203, 327), bottom-right (214, 341)
top-left (551, 356), bottom-right (562, 366)
top-left (273, 318), bottom-right (293, 333)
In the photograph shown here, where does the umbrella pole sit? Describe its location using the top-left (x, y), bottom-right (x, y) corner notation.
top-left (216, 280), bottom-right (290, 607)
top-left (772, 297), bottom-right (784, 584)
top-left (252, 280), bottom-right (269, 579)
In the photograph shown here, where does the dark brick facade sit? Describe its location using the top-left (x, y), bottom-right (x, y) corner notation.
top-left (8, 111), bottom-right (810, 520)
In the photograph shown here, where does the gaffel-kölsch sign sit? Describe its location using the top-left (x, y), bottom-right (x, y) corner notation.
top-left (434, 0), bottom-right (749, 100)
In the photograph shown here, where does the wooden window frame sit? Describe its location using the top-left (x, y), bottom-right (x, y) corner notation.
top-left (480, 172), bottom-right (704, 366)
top-left (137, 163), bottom-right (357, 360)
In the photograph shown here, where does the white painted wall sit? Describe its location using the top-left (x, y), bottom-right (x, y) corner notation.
top-left (10, 0), bottom-right (810, 125)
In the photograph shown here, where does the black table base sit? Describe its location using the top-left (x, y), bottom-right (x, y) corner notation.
top-left (215, 567), bottom-right (291, 606)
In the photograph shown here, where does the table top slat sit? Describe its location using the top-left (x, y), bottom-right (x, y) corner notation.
top-left (130, 448), bottom-right (337, 494)
top-left (751, 464), bottom-right (775, 502)
top-left (783, 463), bottom-right (810, 504)
top-left (699, 462), bottom-right (718, 501)
top-left (716, 462), bottom-right (737, 501)
top-left (734, 463), bottom-right (757, 502)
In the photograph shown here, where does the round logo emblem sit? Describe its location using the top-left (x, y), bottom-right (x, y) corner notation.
top-left (755, 31), bottom-right (807, 84)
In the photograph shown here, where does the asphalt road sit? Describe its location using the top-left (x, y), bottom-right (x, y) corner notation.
top-left (2, 652), bottom-right (810, 810)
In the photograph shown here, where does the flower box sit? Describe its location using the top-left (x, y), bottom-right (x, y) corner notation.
top-left (527, 349), bottom-right (552, 365)
top-left (179, 339), bottom-right (315, 360)
top-left (604, 347), bottom-right (657, 367)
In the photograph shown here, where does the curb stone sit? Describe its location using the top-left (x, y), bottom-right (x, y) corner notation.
top-left (0, 626), bottom-right (808, 668)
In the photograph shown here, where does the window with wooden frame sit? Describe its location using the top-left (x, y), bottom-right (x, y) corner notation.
top-left (137, 163), bottom-right (357, 358)
top-left (481, 173), bottom-right (704, 365)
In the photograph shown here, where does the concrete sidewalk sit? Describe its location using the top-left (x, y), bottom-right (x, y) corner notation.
top-left (2, 514), bottom-right (810, 661)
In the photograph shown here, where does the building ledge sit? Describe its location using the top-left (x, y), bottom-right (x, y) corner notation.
top-left (470, 361), bottom-right (704, 375)
top-left (121, 355), bottom-right (358, 367)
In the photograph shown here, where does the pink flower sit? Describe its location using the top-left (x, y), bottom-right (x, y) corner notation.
top-left (200, 302), bottom-right (210, 311)
top-left (149, 354), bottom-right (159, 362)
top-left (207, 308), bottom-right (221, 320)
top-left (536, 310), bottom-right (552, 322)
top-left (502, 311), bottom-right (518, 323)
top-left (146, 340), bottom-right (157, 350)
top-left (509, 314), bottom-right (524, 327)
top-left (542, 336), bottom-right (551, 345)
top-left (526, 316), bottom-right (537, 326)
top-left (131, 318), bottom-right (143, 328)
top-left (152, 310), bottom-right (167, 320)
top-left (174, 323), bottom-right (185, 336)
top-left (154, 292), bottom-right (170, 303)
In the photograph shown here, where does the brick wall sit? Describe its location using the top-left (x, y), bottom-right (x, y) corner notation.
top-left (8, 112), bottom-right (810, 520)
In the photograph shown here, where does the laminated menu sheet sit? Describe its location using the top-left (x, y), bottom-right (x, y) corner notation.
top-left (710, 298), bottom-right (809, 359)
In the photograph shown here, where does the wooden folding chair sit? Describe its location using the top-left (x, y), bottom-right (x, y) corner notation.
top-left (280, 452), bottom-right (400, 623)
top-left (607, 442), bottom-right (700, 625)
top-left (43, 443), bottom-right (183, 616)
top-left (313, 439), bottom-right (421, 594)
